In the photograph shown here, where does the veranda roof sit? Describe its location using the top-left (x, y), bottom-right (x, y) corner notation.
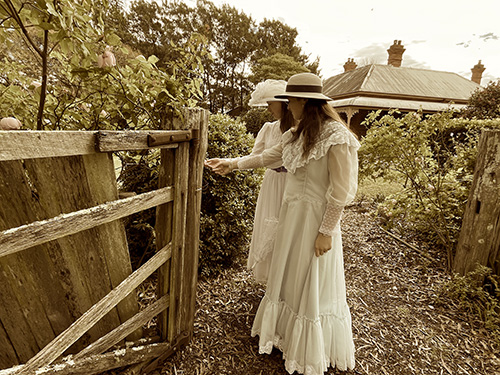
top-left (329, 96), bottom-right (467, 113)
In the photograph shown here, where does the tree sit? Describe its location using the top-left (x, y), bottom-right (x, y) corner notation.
top-left (0, 0), bottom-right (111, 129)
top-left (460, 80), bottom-right (500, 120)
top-left (250, 53), bottom-right (310, 84)
top-left (254, 19), bottom-right (300, 59)
top-left (0, 0), bottom-right (205, 130)
top-left (121, 0), bottom-right (318, 114)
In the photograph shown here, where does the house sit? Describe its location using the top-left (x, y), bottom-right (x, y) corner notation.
top-left (324, 40), bottom-right (485, 137)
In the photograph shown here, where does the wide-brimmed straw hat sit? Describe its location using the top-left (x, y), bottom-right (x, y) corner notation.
top-left (248, 79), bottom-right (288, 107)
top-left (275, 72), bottom-right (331, 101)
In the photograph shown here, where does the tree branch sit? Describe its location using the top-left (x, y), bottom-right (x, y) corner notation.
top-left (3, 0), bottom-right (43, 58)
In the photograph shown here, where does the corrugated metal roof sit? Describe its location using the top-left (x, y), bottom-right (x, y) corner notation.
top-left (329, 96), bottom-right (467, 112)
top-left (323, 64), bottom-right (480, 102)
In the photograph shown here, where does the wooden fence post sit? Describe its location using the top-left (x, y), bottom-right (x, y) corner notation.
top-left (453, 129), bottom-right (500, 276)
top-left (156, 108), bottom-right (208, 342)
top-left (181, 108), bottom-right (209, 338)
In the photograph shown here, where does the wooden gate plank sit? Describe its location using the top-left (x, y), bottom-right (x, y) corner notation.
top-left (156, 114), bottom-right (177, 341)
top-left (168, 140), bottom-right (189, 341)
top-left (183, 108), bottom-right (209, 336)
top-left (0, 131), bottom-right (96, 161)
top-left (74, 294), bottom-right (169, 359)
top-left (0, 262), bottom-right (40, 365)
top-left (81, 153), bottom-right (141, 340)
top-left (0, 186), bottom-right (174, 258)
top-left (0, 322), bottom-right (18, 367)
top-left (23, 244), bottom-right (172, 372)
top-left (0, 160), bottom-right (74, 366)
top-left (97, 130), bottom-right (191, 152)
top-left (0, 342), bottom-right (172, 375)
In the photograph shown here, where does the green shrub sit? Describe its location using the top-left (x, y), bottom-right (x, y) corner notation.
top-left (240, 107), bottom-right (274, 136)
top-left (437, 265), bottom-right (500, 345)
top-left (460, 80), bottom-right (500, 120)
top-left (359, 110), bottom-right (500, 269)
top-left (200, 114), bottom-right (264, 276)
top-left (117, 151), bottom-right (160, 268)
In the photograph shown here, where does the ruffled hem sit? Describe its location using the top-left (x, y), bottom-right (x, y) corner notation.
top-left (282, 121), bottom-right (360, 174)
top-left (251, 295), bottom-right (356, 375)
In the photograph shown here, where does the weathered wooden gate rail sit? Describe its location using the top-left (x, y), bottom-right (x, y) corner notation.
top-left (0, 108), bottom-right (209, 375)
top-left (0, 186), bottom-right (174, 257)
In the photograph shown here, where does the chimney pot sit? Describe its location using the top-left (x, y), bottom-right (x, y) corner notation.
top-left (343, 58), bottom-right (357, 72)
top-left (471, 60), bottom-right (485, 85)
top-left (387, 40), bottom-right (405, 67)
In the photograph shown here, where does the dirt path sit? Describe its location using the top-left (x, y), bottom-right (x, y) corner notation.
top-left (153, 203), bottom-right (499, 375)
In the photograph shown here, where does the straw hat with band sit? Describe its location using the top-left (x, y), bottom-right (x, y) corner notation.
top-left (248, 79), bottom-right (288, 107)
top-left (275, 72), bottom-right (332, 101)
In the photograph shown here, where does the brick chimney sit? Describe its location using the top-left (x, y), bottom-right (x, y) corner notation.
top-left (343, 58), bottom-right (357, 72)
top-left (387, 40), bottom-right (405, 67)
top-left (471, 60), bottom-right (485, 85)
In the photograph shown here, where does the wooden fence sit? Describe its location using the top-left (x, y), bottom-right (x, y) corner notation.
top-left (0, 107), bottom-right (209, 374)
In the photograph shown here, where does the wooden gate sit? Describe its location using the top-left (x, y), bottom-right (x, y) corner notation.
top-left (0, 108), bottom-right (209, 374)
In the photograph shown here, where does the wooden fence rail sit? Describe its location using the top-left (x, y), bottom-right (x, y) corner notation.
top-left (0, 108), bottom-right (209, 374)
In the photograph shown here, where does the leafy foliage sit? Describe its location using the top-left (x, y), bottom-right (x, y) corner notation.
top-left (460, 80), bottom-right (500, 120)
top-left (122, 0), bottom-right (314, 114)
top-left (0, 0), bottom-right (205, 130)
top-left (116, 151), bottom-right (160, 268)
top-left (240, 107), bottom-right (274, 136)
top-left (437, 265), bottom-right (500, 345)
top-left (359, 110), bottom-right (500, 269)
top-left (200, 114), bottom-right (263, 276)
top-left (249, 53), bottom-right (310, 85)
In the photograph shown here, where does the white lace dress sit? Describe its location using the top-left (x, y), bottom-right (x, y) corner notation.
top-left (246, 121), bottom-right (287, 283)
top-left (234, 120), bottom-right (360, 374)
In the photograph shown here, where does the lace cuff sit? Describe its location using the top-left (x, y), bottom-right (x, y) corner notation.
top-left (319, 203), bottom-right (344, 236)
top-left (234, 154), bottom-right (264, 170)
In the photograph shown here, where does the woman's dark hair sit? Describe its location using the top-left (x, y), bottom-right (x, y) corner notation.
top-left (288, 99), bottom-right (349, 157)
top-left (279, 102), bottom-right (294, 133)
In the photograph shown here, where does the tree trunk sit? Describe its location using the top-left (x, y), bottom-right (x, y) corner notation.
top-left (453, 129), bottom-right (500, 276)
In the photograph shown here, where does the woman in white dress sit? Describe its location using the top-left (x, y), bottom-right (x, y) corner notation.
top-left (245, 80), bottom-right (294, 283)
top-left (206, 73), bottom-right (359, 374)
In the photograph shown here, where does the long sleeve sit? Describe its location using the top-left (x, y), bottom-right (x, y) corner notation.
top-left (230, 121), bottom-right (283, 170)
top-left (230, 140), bottom-right (284, 171)
top-left (319, 143), bottom-right (358, 236)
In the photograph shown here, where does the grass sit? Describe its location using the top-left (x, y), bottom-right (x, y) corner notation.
top-left (356, 176), bottom-right (403, 202)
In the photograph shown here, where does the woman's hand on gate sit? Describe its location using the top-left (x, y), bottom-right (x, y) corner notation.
top-left (204, 158), bottom-right (233, 176)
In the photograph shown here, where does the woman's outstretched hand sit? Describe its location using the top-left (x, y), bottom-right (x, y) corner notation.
top-left (204, 158), bottom-right (233, 176)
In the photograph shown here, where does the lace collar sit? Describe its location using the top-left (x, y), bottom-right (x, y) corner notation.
top-left (281, 120), bottom-right (360, 174)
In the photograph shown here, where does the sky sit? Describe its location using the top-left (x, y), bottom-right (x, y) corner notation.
top-left (126, 0), bottom-right (500, 86)
top-left (200, 0), bottom-right (500, 86)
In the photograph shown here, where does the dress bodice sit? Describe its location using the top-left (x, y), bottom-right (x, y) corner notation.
top-left (283, 156), bottom-right (329, 205)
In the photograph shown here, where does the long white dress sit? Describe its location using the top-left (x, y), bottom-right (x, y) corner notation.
top-left (235, 120), bottom-right (360, 375)
top-left (247, 121), bottom-right (287, 283)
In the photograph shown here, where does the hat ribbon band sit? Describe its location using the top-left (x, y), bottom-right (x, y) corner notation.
top-left (285, 84), bottom-right (323, 93)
